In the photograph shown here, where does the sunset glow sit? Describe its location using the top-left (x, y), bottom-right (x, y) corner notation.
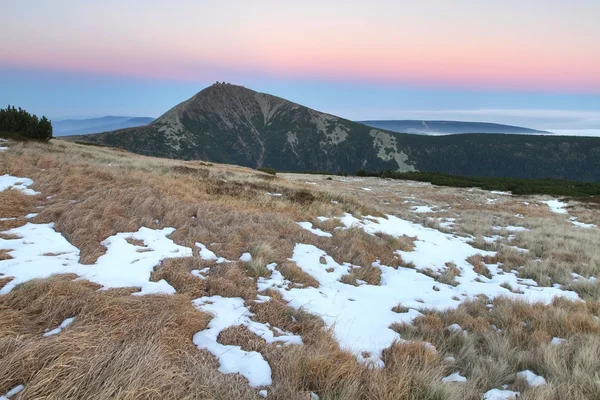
top-left (1, 0), bottom-right (598, 124)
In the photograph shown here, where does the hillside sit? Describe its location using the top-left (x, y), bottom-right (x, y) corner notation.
top-left (53, 116), bottom-right (154, 136)
top-left (65, 84), bottom-right (600, 182)
top-left (1, 139), bottom-right (599, 399)
top-left (359, 120), bottom-right (548, 135)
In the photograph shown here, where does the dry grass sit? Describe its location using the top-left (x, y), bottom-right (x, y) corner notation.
top-left (0, 140), bottom-right (599, 399)
top-left (0, 276), bottom-right (264, 400)
top-left (393, 297), bottom-right (600, 399)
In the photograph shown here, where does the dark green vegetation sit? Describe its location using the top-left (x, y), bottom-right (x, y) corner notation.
top-left (257, 167), bottom-right (277, 175)
top-left (0, 106), bottom-right (53, 141)
top-left (357, 170), bottom-right (600, 197)
top-left (65, 84), bottom-right (600, 182)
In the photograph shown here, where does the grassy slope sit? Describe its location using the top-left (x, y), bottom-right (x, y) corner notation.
top-left (0, 140), bottom-right (599, 399)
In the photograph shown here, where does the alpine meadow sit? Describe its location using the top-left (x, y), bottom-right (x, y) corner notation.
top-left (1, 2), bottom-right (600, 400)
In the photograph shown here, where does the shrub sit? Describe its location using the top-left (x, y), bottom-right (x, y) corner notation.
top-left (257, 167), bottom-right (277, 175)
top-left (0, 105), bottom-right (53, 141)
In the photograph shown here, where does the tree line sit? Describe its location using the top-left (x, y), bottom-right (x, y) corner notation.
top-left (0, 105), bottom-right (53, 141)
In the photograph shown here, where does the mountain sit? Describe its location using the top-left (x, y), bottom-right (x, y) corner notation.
top-left (359, 120), bottom-right (549, 135)
top-left (65, 83), bottom-right (600, 182)
top-left (52, 116), bottom-right (154, 136)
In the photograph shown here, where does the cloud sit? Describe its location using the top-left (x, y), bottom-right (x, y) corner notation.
top-left (344, 109), bottom-right (600, 130)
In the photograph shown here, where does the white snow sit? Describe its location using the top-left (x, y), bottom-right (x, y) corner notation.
top-left (191, 295), bottom-right (302, 388)
top-left (196, 242), bottom-right (225, 262)
top-left (362, 187), bottom-right (372, 191)
top-left (517, 370), bottom-right (546, 386)
top-left (490, 191), bottom-right (512, 196)
top-left (483, 389), bottom-right (520, 400)
top-left (240, 252), bottom-right (252, 262)
top-left (297, 222), bottom-right (332, 237)
top-left (447, 324), bottom-right (466, 334)
top-left (43, 317), bottom-right (75, 337)
top-left (438, 218), bottom-right (456, 229)
top-left (493, 225), bottom-right (529, 232)
top-left (550, 337), bottom-right (567, 345)
top-left (570, 218), bottom-right (597, 229)
top-left (317, 216), bottom-right (330, 222)
top-left (259, 389), bottom-right (268, 397)
top-left (442, 372), bottom-right (467, 383)
top-left (542, 199), bottom-right (568, 214)
top-left (25, 213), bottom-right (38, 219)
top-left (0, 147), bottom-right (8, 151)
top-left (0, 385), bottom-right (24, 399)
top-left (258, 214), bottom-right (578, 367)
top-left (0, 174), bottom-right (40, 195)
top-left (267, 193), bottom-right (282, 197)
top-left (0, 224), bottom-right (192, 295)
top-left (411, 205), bottom-right (434, 213)
top-left (191, 267), bottom-right (210, 280)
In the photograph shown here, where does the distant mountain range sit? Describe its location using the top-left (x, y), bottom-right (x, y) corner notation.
top-left (359, 120), bottom-right (549, 135)
top-left (64, 84), bottom-right (600, 182)
top-left (52, 116), bottom-right (154, 136)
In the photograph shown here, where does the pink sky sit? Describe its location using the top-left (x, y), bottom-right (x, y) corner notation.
top-left (2, 0), bottom-right (599, 93)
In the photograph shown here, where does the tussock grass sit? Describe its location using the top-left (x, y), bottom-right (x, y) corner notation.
top-left (0, 140), bottom-right (599, 399)
top-left (393, 297), bottom-right (600, 399)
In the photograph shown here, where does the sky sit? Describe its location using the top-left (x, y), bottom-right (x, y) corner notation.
top-left (1, 0), bottom-right (599, 130)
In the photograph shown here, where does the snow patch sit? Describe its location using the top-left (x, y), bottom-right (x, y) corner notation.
top-left (517, 370), bottom-right (546, 386)
top-left (43, 317), bottom-right (75, 337)
top-left (483, 389), bottom-right (520, 400)
top-left (191, 296), bottom-right (302, 387)
top-left (0, 224), bottom-right (192, 295)
top-left (297, 222), bottom-right (332, 237)
top-left (442, 372), bottom-right (467, 383)
top-left (411, 205), bottom-right (434, 213)
top-left (542, 199), bottom-right (568, 214)
top-left (0, 174), bottom-right (40, 195)
top-left (258, 214), bottom-right (578, 367)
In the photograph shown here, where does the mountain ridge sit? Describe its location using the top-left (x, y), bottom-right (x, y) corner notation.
top-left (64, 83), bottom-right (600, 182)
top-left (53, 116), bottom-right (154, 136)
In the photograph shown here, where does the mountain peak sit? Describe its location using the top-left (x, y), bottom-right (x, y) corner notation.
top-left (67, 84), bottom-right (600, 182)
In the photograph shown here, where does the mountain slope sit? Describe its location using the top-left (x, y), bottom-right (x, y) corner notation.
top-left (359, 120), bottom-right (548, 135)
top-left (67, 84), bottom-right (416, 173)
top-left (53, 116), bottom-right (154, 136)
top-left (66, 84), bottom-right (600, 182)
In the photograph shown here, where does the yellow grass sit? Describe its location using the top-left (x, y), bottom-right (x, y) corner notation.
top-left (0, 139), bottom-right (598, 399)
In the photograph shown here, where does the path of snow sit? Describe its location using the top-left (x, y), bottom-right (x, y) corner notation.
top-left (542, 199), bottom-right (597, 228)
top-left (297, 222), bottom-right (332, 237)
top-left (0, 223), bottom-right (192, 295)
top-left (517, 370), bottom-right (546, 386)
top-left (43, 317), bottom-right (75, 337)
top-left (542, 199), bottom-right (568, 214)
top-left (0, 174), bottom-right (40, 195)
top-left (569, 217), bottom-right (597, 229)
top-left (0, 147), bottom-right (7, 151)
top-left (192, 295), bottom-right (302, 387)
top-left (259, 214), bottom-right (578, 367)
